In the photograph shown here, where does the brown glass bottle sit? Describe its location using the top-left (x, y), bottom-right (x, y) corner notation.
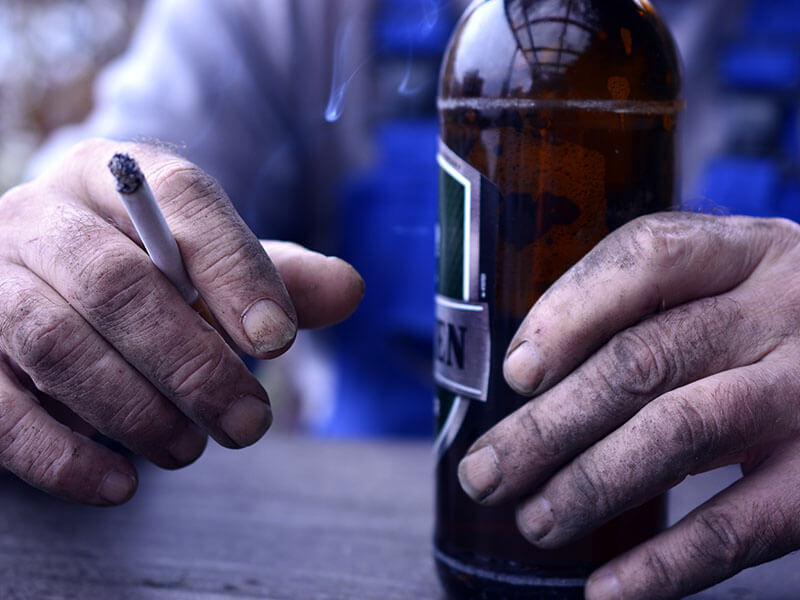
top-left (434, 1), bottom-right (682, 598)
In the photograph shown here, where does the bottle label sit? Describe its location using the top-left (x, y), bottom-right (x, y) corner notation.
top-left (434, 296), bottom-right (490, 401)
top-left (435, 140), bottom-right (500, 459)
top-left (435, 141), bottom-right (490, 402)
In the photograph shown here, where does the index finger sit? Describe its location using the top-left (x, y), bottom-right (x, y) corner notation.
top-left (53, 139), bottom-right (297, 359)
top-left (502, 212), bottom-right (783, 396)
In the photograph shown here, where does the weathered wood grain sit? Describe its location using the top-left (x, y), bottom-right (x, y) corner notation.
top-left (0, 436), bottom-right (438, 600)
top-left (0, 436), bottom-right (797, 599)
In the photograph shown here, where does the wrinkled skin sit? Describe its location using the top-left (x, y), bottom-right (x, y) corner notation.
top-left (0, 139), bottom-right (364, 506)
top-left (458, 212), bottom-right (800, 599)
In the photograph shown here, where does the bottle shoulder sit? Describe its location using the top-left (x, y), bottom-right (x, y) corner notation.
top-left (439, 0), bottom-right (682, 103)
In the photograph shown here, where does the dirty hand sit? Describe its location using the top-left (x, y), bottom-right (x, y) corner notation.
top-left (458, 212), bottom-right (800, 599)
top-left (0, 139), bottom-right (363, 505)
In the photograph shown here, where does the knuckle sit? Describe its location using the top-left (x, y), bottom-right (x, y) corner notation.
top-left (73, 247), bottom-right (154, 318)
top-left (7, 299), bottom-right (89, 382)
top-left (605, 329), bottom-right (670, 398)
top-left (150, 161), bottom-right (226, 217)
top-left (691, 296), bottom-right (746, 344)
top-left (40, 204), bottom-right (157, 321)
top-left (626, 214), bottom-right (690, 273)
top-left (707, 374), bottom-right (763, 453)
top-left (105, 390), bottom-right (175, 447)
top-left (659, 395), bottom-right (716, 467)
top-left (194, 234), bottom-right (261, 286)
top-left (604, 295), bottom-right (745, 406)
top-left (0, 276), bottom-right (23, 337)
top-left (515, 402), bottom-right (563, 460)
top-left (640, 545), bottom-right (680, 592)
top-left (29, 440), bottom-right (73, 493)
top-left (0, 403), bottom-right (69, 489)
top-left (0, 395), bottom-right (34, 457)
top-left (109, 397), bottom-right (157, 439)
top-left (163, 344), bottom-right (229, 406)
top-left (567, 454), bottom-right (612, 515)
top-left (147, 162), bottom-right (258, 287)
top-left (686, 505), bottom-right (749, 569)
top-left (672, 296), bottom-right (746, 362)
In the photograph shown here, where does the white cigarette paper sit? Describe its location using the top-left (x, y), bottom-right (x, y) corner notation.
top-left (108, 153), bottom-right (199, 304)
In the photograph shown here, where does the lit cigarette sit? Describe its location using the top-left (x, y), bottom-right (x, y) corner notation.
top-left (108, 153), bottom-right (214, 323)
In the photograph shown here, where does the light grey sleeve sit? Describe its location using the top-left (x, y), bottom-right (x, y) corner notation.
top-left (29, 0), bottom-right (374, 245)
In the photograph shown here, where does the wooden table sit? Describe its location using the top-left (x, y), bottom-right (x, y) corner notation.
top-left (0, 435), bottom-right (797, 599)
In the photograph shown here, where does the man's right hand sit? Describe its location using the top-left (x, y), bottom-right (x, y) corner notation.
top-left (0, 139), bottom-right (364, 505)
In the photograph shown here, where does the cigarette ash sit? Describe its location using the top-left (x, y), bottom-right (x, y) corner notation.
top-left (108, 153), bottom-right (144, 194)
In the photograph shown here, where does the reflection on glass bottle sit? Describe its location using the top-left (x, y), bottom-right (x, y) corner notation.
top-left (505, 0), bottom-right (600, 78)
top-left (434, 1), bottom-right (683, 598)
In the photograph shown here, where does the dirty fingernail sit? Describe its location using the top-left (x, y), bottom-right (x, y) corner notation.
top-left (168, 423), bottom-right (207, 465)
top-left (517, 496), bottom-right (554, 542)
top-left (98, 470), bottom-right (137, 504)
top-left (458, 445), bottom-right (501, 502)
top-left (242, 299), bottom-right (296, 354)
top-left (586, 570), bottom-right (622, 600)
top-left (504, 341), bottom-right (542, 395)
top-left (220, 395), bottom-right (272, 447)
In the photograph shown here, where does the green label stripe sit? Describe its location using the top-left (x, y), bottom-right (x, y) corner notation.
top-left (437, 153), bottom-right (469, 301)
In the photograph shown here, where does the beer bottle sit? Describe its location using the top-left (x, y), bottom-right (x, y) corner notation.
top-left (434, 0), bottom-right (682, 598)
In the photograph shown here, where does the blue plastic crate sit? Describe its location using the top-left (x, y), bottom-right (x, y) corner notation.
top-left (323, 119), bottom-right (440, 437)
top-left (745, 0), bottom-right (800, 37)
top-left (690, 157), bottom-right (782, 217)
top-left (778, 180), bottom-right (800, 221)
top-left (720, 44), bottom-right (800, 92)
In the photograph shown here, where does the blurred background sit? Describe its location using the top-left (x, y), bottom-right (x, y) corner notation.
top-left (667, 0), bottom-right (800, 219)
top-left (1, 0), bottom-right (798, 437)
top-left (3, 0), bottom-right (797, 212)
top-left (0, 0), bottom-right (145, 192)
